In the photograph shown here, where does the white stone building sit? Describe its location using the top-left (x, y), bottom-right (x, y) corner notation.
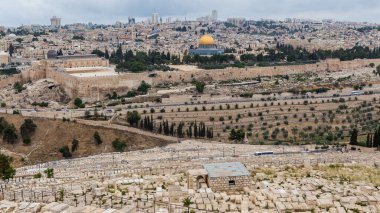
top-left (188, 162), bottom-right (251, 192)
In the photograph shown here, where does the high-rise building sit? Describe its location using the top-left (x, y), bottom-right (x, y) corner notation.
top-left (197, 10), bottom-right (218, 24)
top-left (128, 17), bottom-right (136, 25)
top-left (227, 18), bottom-right (246, 26)
top-left (50, 16), bottom-right (61, 28)
top-left (211, 10), bottom-right (218, 22)
top-left (87, 22), bottom-right (94, 29)
top-left (152, 13), bottom-right (159, 24)
top-left (115, 21), bottom-right (124, 28)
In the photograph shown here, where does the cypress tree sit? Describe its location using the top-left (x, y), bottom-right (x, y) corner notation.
top-left (188, 125), bottom-right (192, 138)
top-left (199, 122), bottom-right (203, 138)
top-left (177, 122), bottom-right (181, 138)
top-left (350, 128), bottom-right (358, 146)
top-left (377, 126), bottom-right (380, 147)
top-left (177, 122), bottom-right (185, 138)
top-left (105, 49), bottom-right (110, 59)
top-left (374, 126), bottom-right (380, 147)
top-left (207, 127), bottom-right (213, 139)
top-left (373, 131), bottom-right (377, 147)
top-left (194, 122), bottom-right (198, 138)
top-left (366, 133), bottom-right (371, 147)
top-left (158, 123), bottom-right (162, 134)
top-left (170, 123), bottom-right (174, 136)
top-left (150, 115), bottom-right (154, 131)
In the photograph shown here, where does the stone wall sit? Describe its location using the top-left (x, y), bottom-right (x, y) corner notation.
top-left (152, 59), bottom-right (380, 85)
top-left (188, 174), bottom-right (208, 191)
top-left (47, 57), bottom-right (109, 68)
top-left (1, 58), bottom-right (380, 101)
top-left (0, 64), bottom-right (46, 88)
top-left (0, 75), bottom-right (22, 88)
top-left (0, 54), bottom-right (9, 65)
top-left (45, 69), bottom-right (151, 101)
top-left (207, 175), bottom-right (251, 192)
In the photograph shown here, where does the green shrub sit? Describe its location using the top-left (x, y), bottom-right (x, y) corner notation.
top-left (94, 131), bottom-right (102, 145)
top-left (112, 139), bottom-right (127, 152)
top-left (59, 146), bottom-right (72, 158)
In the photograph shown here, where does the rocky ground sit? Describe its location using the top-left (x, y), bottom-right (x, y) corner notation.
top-left (0, 140), bottom-right (379, 212)
top-left (0, 79), bottom-right (70, 109)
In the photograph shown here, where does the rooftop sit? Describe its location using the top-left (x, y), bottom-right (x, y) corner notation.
top-left (199, 35), bottom-right (215, 45)
top-left (56, 54), bottom-right (98, 60)
top-left (203, 162), bottom-right (250, 178)
top-left (69, 69), bottom-right (119, 78)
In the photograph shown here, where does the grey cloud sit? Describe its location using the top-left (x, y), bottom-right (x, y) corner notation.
top-left (0, 0), bottom-right (379, 26)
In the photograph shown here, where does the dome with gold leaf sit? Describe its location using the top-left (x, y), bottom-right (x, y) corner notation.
top-left (189, 34), bottom-right (224, 55)
top-left (199, 35), bottom-right (215, 45)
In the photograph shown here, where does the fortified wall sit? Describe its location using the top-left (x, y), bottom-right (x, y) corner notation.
top-left (46, 69), bottom-right (150, 100)
top-left (153, 59), bottom-right (380, 84)
top-left (43, 56), bottom-right (150, 100)
top-left (0, 61), bottom-right (46, 88)
top-left (1, 57), bottom-right (380, 101)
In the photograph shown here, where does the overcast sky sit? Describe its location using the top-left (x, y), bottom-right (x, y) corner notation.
top-left (0, 0), bottom-right (380, 26)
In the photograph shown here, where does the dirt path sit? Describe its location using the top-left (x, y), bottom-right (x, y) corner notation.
top-left (75, 119), bottom-right (179, 143)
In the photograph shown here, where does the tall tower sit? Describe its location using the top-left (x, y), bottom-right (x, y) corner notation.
top-left (50, 16), bottom-right (61, 28)
top-left (128, 17), bottom-right (136, 25)
top-left (152, 13), bottom-right (159, 24)
top-left (211, 10), bottom-right (218, 22)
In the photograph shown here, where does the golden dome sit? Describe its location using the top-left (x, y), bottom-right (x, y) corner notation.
top-left (199, 35), bottom-right (215, 45)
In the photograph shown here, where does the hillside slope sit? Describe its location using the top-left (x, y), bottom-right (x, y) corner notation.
top-left (0, 113), bottom-right (174, 167)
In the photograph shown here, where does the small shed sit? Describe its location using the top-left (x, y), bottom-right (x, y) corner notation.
top-left (203, 162), bottom-right (251, 191)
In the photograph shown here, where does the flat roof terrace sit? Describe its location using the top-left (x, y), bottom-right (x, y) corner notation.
top-left (204, 162), bottom-right (250, 178)
top-left (61, 66), bottom-right (120, 78)
top-left (56, 54), bottom-right (98, 60)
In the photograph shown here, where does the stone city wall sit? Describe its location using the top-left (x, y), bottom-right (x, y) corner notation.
top-left (1, 58), bottom-right (380, 101)
top-left (45, 68), bottom-right (151, 101)
top-left (0, 64), bottom-right (46, 88)
top-left (0, 75), bottom-right (22, 88)
top-left (152, 59), bottom-right (380, 85)
top-left (45, 67), bottom-right (80, 97)
top-left (47, 57), bottom-right (109, 68)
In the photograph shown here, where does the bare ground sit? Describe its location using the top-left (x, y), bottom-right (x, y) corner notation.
top-left (0, 113), bottom-right (174, 167)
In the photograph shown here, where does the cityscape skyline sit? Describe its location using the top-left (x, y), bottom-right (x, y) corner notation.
top-left (1, 0), bottom-right (380, 211)
top-left (0, 0), bottom-right (380, 26)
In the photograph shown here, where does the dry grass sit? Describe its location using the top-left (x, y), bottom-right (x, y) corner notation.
top-left (319, 164), bottom-right (380, 186)
top-left (0, 113), bottom-right (173, 167)
top-left (273, 164), bottom-right (380, 186)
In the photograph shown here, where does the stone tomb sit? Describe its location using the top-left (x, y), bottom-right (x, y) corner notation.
top-left (189, 162), bottom-right (251, 192)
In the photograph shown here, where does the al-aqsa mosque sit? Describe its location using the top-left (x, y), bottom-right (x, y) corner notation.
top-left (190, 35), bottom-right (224, 55)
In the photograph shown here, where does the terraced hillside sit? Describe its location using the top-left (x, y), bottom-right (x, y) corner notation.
top-left (114, 93), bottom-right (380, 145)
